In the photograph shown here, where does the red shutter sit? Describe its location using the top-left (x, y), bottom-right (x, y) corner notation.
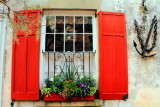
top-left (99, 11), bottom-right (128, 99)
top-left (12, 10), bottom-right (41, 100)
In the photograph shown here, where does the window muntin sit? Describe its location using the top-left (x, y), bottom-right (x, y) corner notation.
top-left (45, 15), bottom-right (93, 52)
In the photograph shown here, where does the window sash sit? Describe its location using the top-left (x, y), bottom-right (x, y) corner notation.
top-left (45, 15), bottom-right (94, 52)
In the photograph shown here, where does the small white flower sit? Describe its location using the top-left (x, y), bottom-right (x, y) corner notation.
top-left (50, 78), bottom-right (54, 81)
top-left (44, 84), bottom-right (46, 87)
top-left (93, 74), bottom-right (96, 78)
top-left (80, 75), bottom-right (83, 79)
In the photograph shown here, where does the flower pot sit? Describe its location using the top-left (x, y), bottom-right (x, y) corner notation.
top-left (44, 92), bottom-right (94, 101)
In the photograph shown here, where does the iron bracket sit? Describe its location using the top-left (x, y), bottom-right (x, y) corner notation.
top-left (123, 94), bottom-right (128, 101)
top-left (10, 100), bottom-right (15, 107)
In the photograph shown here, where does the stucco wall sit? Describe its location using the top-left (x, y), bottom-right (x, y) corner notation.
top-left (8, 0), bottom-right (101, 11)
top-left (102, 0), bottom-right (160, 107)
top-left (0, 4), bottom-right (7, 107)
top-left (2, 0), bottom-right (160, 107)
top-left (2, 0), bottom-right (101, 107)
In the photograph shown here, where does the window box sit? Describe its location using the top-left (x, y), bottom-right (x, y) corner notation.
top-left (44, 92), bottom-right (94, 101)
top-left (41, 74), bottom-right (96, 101)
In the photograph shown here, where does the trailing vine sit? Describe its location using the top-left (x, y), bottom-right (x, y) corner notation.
top-left (0, 0), bottom-right (41, 41)
top-left (140, 0), bottom-right (147, 14)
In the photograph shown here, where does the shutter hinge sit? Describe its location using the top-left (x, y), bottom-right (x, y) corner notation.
top-left (10, 100), bottom-right (15, 107)
top-left (123, 94), bottom-right (128, 101)
top-left (40, 11), bottom-right (44, 15)
top-left (95, 13), bottom-right (99, 18)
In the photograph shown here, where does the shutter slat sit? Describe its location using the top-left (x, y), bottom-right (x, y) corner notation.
top-left (99, 11), bottom-right (128, 100)
top-left (12, 10), bottom-right (41, 100)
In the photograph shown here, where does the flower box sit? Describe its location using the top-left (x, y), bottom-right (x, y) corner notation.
top-left (44, 92), bottom-right (94, 101)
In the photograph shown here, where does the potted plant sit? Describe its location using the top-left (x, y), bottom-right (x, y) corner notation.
top-left (41, 66), bottom-right (96, 101)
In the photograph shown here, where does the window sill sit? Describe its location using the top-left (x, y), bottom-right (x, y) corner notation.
top-left (35, 99), bottom-right (103, 107)
top-left (42, 50), bottom-right (96, 54)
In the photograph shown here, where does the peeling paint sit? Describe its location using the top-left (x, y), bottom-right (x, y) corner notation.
top-left (3, 49), bottom-right (7, 79)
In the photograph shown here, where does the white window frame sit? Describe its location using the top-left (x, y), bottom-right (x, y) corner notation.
top-left (40, 10), bottom-right (98, 89)
top-left (41, 10), bottom-right (96, 53)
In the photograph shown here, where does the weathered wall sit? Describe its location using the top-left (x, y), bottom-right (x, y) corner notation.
top-left (8, 0), bottom-right (101, 10)
top-left (2, 0), bottom-right (160, 107)
top-left (0, 4), bottom-right (7, 107)
top-left (102, 0), bottom-right (160, 107)
top-left (2, 14), bottom-right (13, 107)
top-left (2, 0), bottom-right (101, 107)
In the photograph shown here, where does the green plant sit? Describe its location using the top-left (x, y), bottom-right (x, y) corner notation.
top-left (41, 78), bottom-right (54, 97)
top-left (76, 74), bottom-right (96, 98)
top-left (77, 74), bottom-right (96, 87)
top-left (41, 88), bottom-right (52, 97)
top-left (44, 78), bottom-right (54, 88)
top-left (61, 66), bottom-right (79, 81)
top-left (42, 75), bottom-right (63, 96)
top-left (51, 74), bottom-right (63, 93)
top-left (89, 87), bottom-right (96, 96)
top-left (41, 68), bottom-right (96, 99)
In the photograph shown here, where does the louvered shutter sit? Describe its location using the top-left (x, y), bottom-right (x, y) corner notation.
top-left (99, 11), bottom-right (128, 99)
top-left (12, 10), bottom-right (41, 100)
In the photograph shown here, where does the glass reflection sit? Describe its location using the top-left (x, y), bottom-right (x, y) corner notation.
top-left (65, 34), bottom-right (73, 51)
top-left (55, 34), bottom-right (64, 51)
top-left (45, 34), bottom-right (54, 51)
top-left (85, 34), bottom-right (93, 51)
top-left (84, 17), bottom-right (92, 33)
top-left (56, 16), bottom-right (64, 33)
top-left (75, 34), bottom-right (83, 51)
top-left (46, 16), bottom-right (55, 33)
top-left (75, 16), bottom-right (83, 33)
top-left (65, 16), bottom-right (73, 33)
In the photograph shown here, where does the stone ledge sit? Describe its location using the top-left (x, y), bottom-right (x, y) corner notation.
top-left (35, 99), bottom-right (103, 107)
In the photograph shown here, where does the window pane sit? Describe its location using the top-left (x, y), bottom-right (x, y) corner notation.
top-left (55, 34), bottom-right (64, 51)
top-left (84, 17), bottom-right (92, 33)
top-left (65, 34), bottom-right (73, 52)
top-left (75, 16), bottom-right (83, 33)
top-left (56, 16), bottom-right (64, 33)
top-left (46, 16), bottom-right (55, 33)
top-left (45, 34), bottom-right (54, 51)
top-left (65, 16), bottom-right (73, 33)
top-left (85, 34), bottom-right (93, 51)
top-left (75, 34), bottom-right (83, 51)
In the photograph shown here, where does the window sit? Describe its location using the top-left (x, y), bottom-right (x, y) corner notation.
top-left (40, 10), bottom-right (97, 90)
top-left (11, 10), bottom-right (128, 101)
top-left (45, 15), bottom-right (93, 52)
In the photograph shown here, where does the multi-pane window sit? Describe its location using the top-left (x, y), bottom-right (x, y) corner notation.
top-left (45, 16), bottom-right (93, 52)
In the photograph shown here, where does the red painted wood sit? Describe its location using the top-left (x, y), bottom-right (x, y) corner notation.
top-left (12, 10), bottom-right (41, 100)
top-left (99, 11), bottom-right (128, 99)
top-left (44, 92), bottom-right (94, 101)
